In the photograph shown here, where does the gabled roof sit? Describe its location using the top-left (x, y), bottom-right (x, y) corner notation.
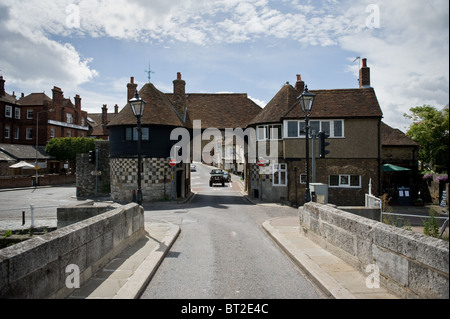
top-left (87, 113), bottom-right (118, 137)
top-left (107, 83), bottom-right (186, 127)
top-left (249, 84), bottom-right (383, 126)
top-left (0, 92), bottom-right (18, 104)
top-left (19, 93), bottom-right (51, 106)
top-left (173, 93), bottom-right (262, 129)
top-left (381, 122), bottom-right (419, 147)
top-left (249, 83), bottom-right (299, 126)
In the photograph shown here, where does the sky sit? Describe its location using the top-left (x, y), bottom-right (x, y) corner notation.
top-left (0, 0), bottom-right (448, 132)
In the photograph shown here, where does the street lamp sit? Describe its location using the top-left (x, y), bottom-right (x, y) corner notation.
top-left (129, 90), bottom-right (146, 205)
top-left (35, 108), bottom-right (55, 187)
top-left (298, 85), bottom-right (316, 203)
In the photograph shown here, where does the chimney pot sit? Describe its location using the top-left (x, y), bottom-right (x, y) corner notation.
top-left (127, 77), bottom-right (138, 102)
top-left (177, 72), bottom-right (182, 80)
top-left (297, 74), bottom-right (302, 81)
top-left (359, 58), bottom-right (370, 88)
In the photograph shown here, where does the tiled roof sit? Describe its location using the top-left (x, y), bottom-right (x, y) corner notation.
top-left (19, 93), bottom-right (51, 106)
top-left (381, 122), bottom-right (419, 147)
top-left (0, 144), bottom-right (53, 160)
top-left (0, 92), bottom-right (19, 104)
top-left (87, 113), bottom-right (118, 137)
top-left (107, 83), bottom-right (185, 127)
top-left (249, 84), bottom-right (299, 126)
top-left (108, 84), bottom-right (262, 129)
top-left (249, 84), bottom-right (383, 126)
top-left (176, 93), bottom-right (262, 129)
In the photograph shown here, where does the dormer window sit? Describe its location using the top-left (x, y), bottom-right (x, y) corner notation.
top-left (67, 113), bottom-right (73, 124)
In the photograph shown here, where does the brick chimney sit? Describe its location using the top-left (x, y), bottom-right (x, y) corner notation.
top-left (74, 94), bottom-right (81, 110)
top-left (295, 74), bottom-right (305, 93)
top-left (102, 104), bottom-right (108, 125)
top-left (359, 58), bottom-right (371, 88)
top-left (0, 76), bottom-right (5, 97)
top-left (114, 104), bottom-right (119, 114)
top-left (173, 72), bottom-right (186, 115)
top-left (127, 77), bottom-right (138, 102)
top-left (52, 86), bottom-right (64, 107)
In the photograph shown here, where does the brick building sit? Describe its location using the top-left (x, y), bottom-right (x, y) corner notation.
top-left (246, 59), bottom-right (386, 206)
top-left (1, 76), bottom-right (89, 147)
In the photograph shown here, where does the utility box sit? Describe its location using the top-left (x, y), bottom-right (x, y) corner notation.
top-left (310, 183), bottom-right (328, 204)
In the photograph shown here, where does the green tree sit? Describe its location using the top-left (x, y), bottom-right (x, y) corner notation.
top-left (45, 137), bottom-right (97, 174)
top-left (404, 105), bottom-right (449, 173)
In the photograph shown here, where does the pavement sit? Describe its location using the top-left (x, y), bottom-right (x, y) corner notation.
top-left (63, 177), bottom-right (400, 299)
top-left (5, 180), bottom-right (444, 299)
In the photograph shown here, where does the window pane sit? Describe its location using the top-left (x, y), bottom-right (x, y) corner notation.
top-left (280, 171), bottom-right (286, 185)
top-left (321, 121), bottom-right (330, 136)
top-left (350, 175), bottom-right (360, 187)
top-left (133, 127), bottom-right (138, 141)
top-left (340, 175), bottom-right (349, 185)
top-left (330, 175), bottom-right (339, 186)
top-left (142, 128), bottom-right (149, 140)
top-left (310, 121), bottom-right (320, 135)
top-left (334, 120), bottom-right (343, 137)
top-left (269, 125), bottom-right (282, 140)
top-left (257, 126), bottom-right (265, 140)
top-left (287, 121), bottom-right (298, 137)
top-left (300, 174), bottom-right (307, 184)
top-left (126, 128), bottom-right (132, 140)
top-left (274, 170), bottom-right (280, 185)
top-left (299, 122), bottom-right (306, 136)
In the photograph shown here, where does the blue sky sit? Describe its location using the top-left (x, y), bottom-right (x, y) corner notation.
top-left (0, 0), bottom-right (448, 132)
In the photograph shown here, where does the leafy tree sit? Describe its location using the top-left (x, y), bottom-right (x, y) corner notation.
top-left (404, 105), bottom-right (449, 173)
top-left (45, 137), bottom-right (97, 173)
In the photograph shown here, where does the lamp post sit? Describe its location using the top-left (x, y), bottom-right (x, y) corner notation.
top-left (35, 108), bottom-right (54, 187)
top-left (129, 90), bottom-right (146, 205)
top-left (298, 85), bottom-right (316, 203)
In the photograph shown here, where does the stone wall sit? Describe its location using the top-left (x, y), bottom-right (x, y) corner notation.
top-left (110, 157), bottom-right (183, 202)
top-left (299, 202), bottom-right (449, 299)
top-left (56, 200), bottom-right (121, 228)
top-left (0, 203), bottom-right (144, 299)
top-left (76, 141), bottom-right (111, 198)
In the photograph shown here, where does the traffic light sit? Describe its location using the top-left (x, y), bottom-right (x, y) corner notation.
top-left (88, 150), bottom-right (96, 164)
top-left (318, 131), bottom-right (330, 158)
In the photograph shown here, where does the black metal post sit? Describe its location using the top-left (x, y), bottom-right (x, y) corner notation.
top-left (136, 115), bottom-right (143, 205)
top-left (305, 114), bottom-right (311, 203)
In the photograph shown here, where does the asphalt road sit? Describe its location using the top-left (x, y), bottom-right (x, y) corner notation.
top-left (140, 163), bottom-right (326, 299)
top-left (0, 185), bottom-right (79, 230)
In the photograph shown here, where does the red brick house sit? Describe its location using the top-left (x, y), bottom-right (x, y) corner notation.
top-left (1, 76), bottom-right (89, 147)
top-left (87, 104), bottom-right (120, 140)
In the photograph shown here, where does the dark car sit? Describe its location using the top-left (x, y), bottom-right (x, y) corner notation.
top-left (209, 169), bottom-right (226, 187)
top-left (223, 171), bottom-right (231, 183)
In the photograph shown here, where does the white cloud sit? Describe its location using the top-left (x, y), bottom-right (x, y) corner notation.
top-left (338, 0), bottom-right (449, 131)
top-left (0, 0), bottom-right (447, 134)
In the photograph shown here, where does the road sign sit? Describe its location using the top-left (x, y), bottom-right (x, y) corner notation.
top-left (169, 159), bottom-right (177, 167)
top-left (257, 159), bottom-right (265, 167)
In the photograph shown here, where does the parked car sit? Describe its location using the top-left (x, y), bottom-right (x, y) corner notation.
top-left (190, 164), bottom-right (197, 172)
top-left (210, 169), bottom-right (226, 187)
